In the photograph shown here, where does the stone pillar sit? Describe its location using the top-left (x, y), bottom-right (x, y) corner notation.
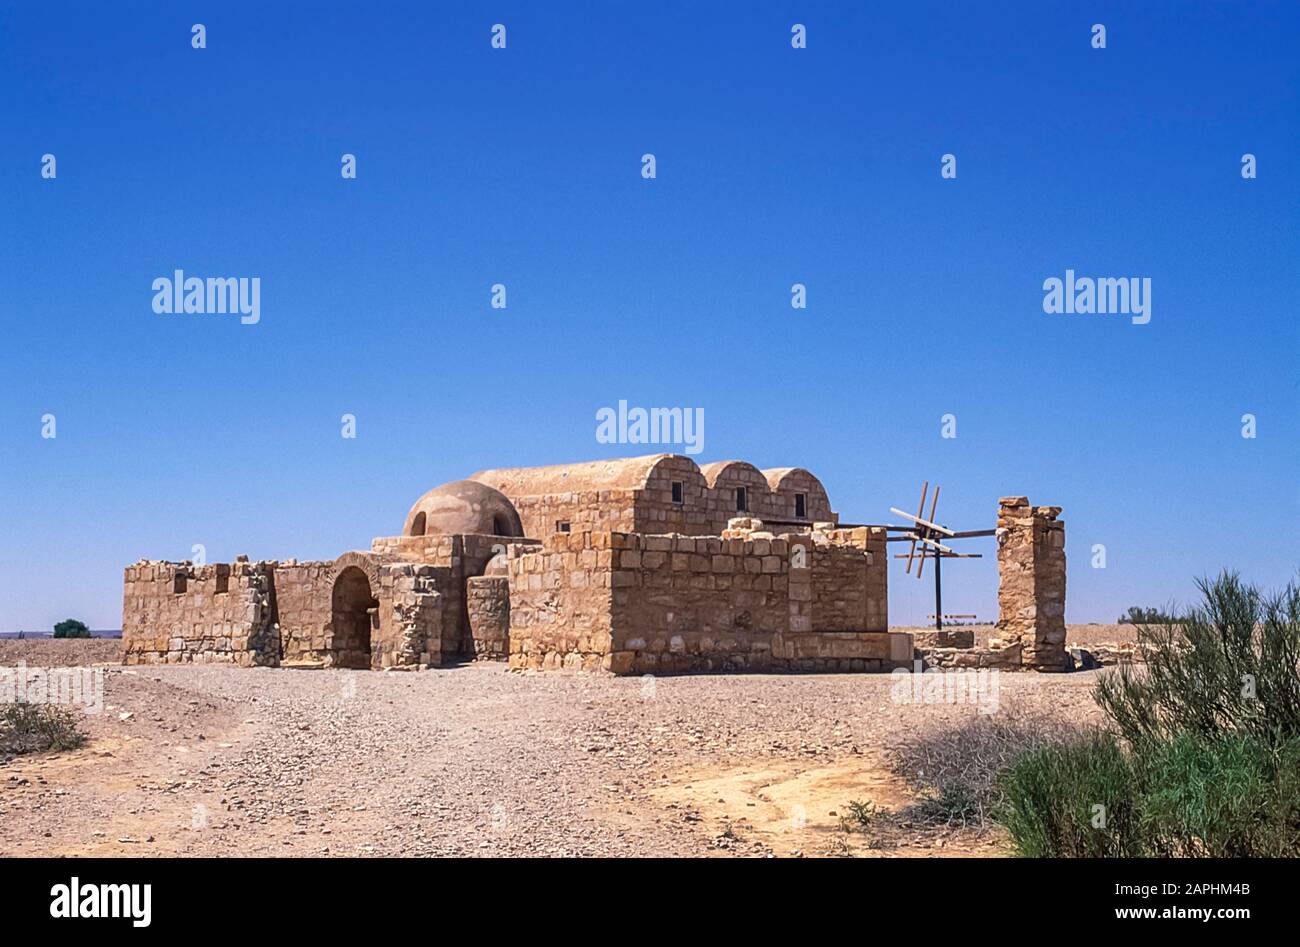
top-left (995, 497), bottom-right (1066, 671)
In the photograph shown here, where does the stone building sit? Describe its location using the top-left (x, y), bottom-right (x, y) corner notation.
top-left (121, 455), bottom-right (1067, 673)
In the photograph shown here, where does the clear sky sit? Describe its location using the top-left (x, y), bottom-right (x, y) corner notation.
top-left (2, 2), bottom-right (1297, 631)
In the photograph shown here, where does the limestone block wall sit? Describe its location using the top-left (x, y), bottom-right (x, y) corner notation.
top-left (608, 531), bottom-right (792, 673)
top-left (273, 560), bottom-right (336, 665)
top-left (700, 462), bottom-right (780, 533)
top-left (506, 533), bottom-right (615, 671)
top-left (765, 468), bottom-right (834, 525)
top-left (466, 575), bottom-right (510, 658)
top-left (995, 497), bottom-right (1067, 671)
top-left (506, 528), bottom-right (895, 675)
top-left (634, 454), bottom-right (712, 534)
top-left (276, 555), bottom-right (456, 669)
top-left (122, 560), bottom-right (277, 666)
top-left (510, 491), bottom-right (638, 540)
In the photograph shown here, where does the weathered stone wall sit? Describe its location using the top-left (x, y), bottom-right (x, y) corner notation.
top-left (466, 575), bottom-right (510, 659)
top-left (995, 497), bottom-right (1067, 671)
top-left (506, 533), bottom-right (615, 671)
top-left (506, 526), bottom-right (893, 675)
top-left (766, 468), bottom-right (834, 525)
top-left (635, 454), bottom-right (712, 534)
top-left (370, 533), bottom-right (541, 657)
top-left (376, 563), bottom-right (447, 668)
top-left (807, 528), bottom-right (888, 633)
top-left (122, 559), bottom-right (277, 666)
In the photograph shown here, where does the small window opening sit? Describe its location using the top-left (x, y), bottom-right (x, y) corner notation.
top-left (410, 511), bottom-right (426, 536)
top-left (557, 521), bottom-right (571, 533)
top-left (173, 572), bottom-right (187, 594)
top-left (215, 568), bottom-right (229, 594)
top-left (795, 493), bottom-right (807, 518)
top-left (735, 487), bottom-right (748, 513)
top-left (492, 514), bottom-right (509, 536)
top-left (671, 481), bottom-right (684, 504)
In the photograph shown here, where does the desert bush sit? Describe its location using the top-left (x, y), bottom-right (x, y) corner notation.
top-left (1118, 606), bottom-right (1180, 625)
top-left (998, 730), bottom-right (1300, 857)
top-left (999, 572), bottom-right (1300, 857)
top-left (1095, 572), bottom-right (1300, 750)
top-left (998, 731), bottom-right (1144, 857)
top-left (1139, 732), bottom-right (1300, 857)
top-left (0, 702), bottom-right (87, 755)
top-left (893, 707), bottom-right (1084, 827)
top-left (52, 619), bottom-right (91, 639)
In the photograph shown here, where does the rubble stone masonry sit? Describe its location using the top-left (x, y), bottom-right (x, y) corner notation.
top-left (995, 497), bottom-right (1067, 671)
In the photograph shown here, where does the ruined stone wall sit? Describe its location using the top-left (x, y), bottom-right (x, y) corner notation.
top-left (376, 564), bottom-right (447, 668)
top-left (370, 533), bottom-right (541, 657)
top-left (122, 560), bottom-right (277, 666)
top-left (466, 576), bottom-right (510, 659)
top-left (995, 497), bottom-right (1067, 671)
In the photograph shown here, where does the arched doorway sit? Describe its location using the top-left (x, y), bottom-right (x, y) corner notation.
top-left (331, 566), bottom-right (377, 669)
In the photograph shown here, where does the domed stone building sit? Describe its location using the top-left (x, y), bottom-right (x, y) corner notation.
top-left (124, 453), bottom-right (1065, 674)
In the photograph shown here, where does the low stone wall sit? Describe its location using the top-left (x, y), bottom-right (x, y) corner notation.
top-left (912, 629), bottom-right (976, 649)
top-left (122, 560), bottom-right (277, 666)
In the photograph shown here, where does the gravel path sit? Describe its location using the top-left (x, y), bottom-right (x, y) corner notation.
top-left (1, 661), bottom-right (1109, 857)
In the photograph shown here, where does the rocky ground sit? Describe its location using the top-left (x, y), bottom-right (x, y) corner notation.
top-left (0, 638), bottom-right (1115, 858)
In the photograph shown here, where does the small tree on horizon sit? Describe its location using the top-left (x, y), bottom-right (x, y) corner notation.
top-left (52, 619), bottom-right (91, 639)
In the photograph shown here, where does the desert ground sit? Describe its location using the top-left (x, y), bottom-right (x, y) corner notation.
top-left (1, 627), bottom-right (1135, 858)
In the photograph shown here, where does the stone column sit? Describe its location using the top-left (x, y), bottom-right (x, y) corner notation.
top-left (995, 497), bottom-right (1067, 671)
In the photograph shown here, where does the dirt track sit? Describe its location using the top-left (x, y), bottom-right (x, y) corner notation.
top-left (1, 646), bottom-right (1110, 858)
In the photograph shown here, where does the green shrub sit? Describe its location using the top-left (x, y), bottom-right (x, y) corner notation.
top-left (52, 619), bottom-right (91, 639)
top-left (1001, 573), bottom-right (1300, 856)
top-left (998, 731), bottom-right (1144, 857)
top-left (1139, 732), bottom-right (1300, 857)
top-left (0, 702), bottom-right (87, 755)
top-left (1095, 572), bottom-right (1300, 751)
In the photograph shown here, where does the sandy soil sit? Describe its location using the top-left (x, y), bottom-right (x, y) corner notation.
top-left (0, 638), bottom-right (122, 666)
top-left (1, 642), bottom-right (1111, 858)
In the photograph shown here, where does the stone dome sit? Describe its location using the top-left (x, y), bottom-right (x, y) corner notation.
top-left (403, 480), bottom-right (524, 537)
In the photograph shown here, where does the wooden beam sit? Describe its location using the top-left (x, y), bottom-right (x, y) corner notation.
top-left (888, 507), bottom-right (955, 537)
top-left (916, 534), bottom-right (956, 554)
top-left (917, 485), bottom-right (940, 579)
top-left (904, 482), bottom-right (926, 575)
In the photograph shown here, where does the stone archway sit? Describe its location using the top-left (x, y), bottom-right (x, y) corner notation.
top-left (331, 565), bottom-right (377, 669)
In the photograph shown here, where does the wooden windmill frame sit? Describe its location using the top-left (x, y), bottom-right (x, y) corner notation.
top-left (886, 481), bottom-right (996, 630)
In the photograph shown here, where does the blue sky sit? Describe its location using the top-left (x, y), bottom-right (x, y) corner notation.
top-left (2, 1), bottom-right (1297, 631)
